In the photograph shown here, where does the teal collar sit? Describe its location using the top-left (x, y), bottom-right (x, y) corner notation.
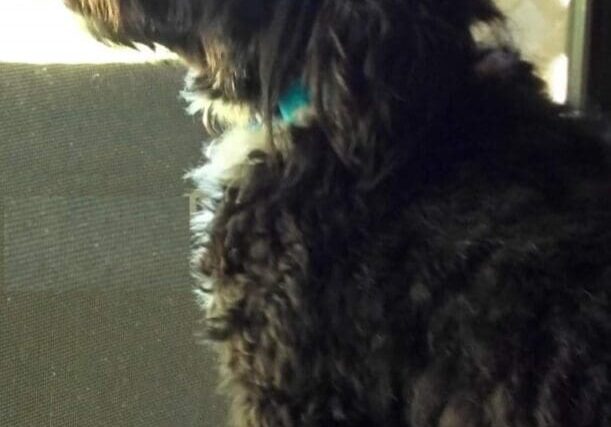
top-left (277, 82), bottom-right (310, 123)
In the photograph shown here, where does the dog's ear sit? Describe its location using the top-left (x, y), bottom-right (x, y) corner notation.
top-left (64, 0), bottom-right (200, 51)
top-left (303, 0), bottom-right (502, 182)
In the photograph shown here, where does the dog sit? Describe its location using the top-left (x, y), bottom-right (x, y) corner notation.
top-left (65, 1), bottom-right (610, 426)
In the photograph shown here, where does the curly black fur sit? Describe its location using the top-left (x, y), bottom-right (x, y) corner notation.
top-left (66, 1), bottom-right (611, 426)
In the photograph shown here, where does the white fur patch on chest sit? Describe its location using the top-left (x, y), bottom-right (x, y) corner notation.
top-left (185, 124), bottom-right (271, 310)
top-left (185, 125), bottom-right (270, 193)
top-left (182, 73), bottom-right (312, 311)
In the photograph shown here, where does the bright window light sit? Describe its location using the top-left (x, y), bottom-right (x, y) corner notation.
top-left (546, 54), bottom-right (569, 104)
top-left (0, 0), bottom-right (176, 64)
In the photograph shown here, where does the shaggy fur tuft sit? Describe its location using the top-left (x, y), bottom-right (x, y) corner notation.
top-left (66, 1), bottom-right (610, 426)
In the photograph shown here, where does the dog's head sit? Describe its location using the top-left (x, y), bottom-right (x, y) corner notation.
top-left (66, 0), bottom-right (505, 174)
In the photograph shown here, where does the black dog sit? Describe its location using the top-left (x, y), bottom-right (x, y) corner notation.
top-left (65, 1), bottom-right (610, 426)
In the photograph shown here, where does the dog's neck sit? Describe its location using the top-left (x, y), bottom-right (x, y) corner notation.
top-left (184, 78), bottom-right (312, 198)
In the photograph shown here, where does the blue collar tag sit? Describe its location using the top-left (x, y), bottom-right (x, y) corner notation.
top-left (277, 82), bottom-right (310, 123)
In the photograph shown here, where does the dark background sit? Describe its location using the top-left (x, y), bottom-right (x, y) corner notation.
top-left (0, 63), bottom-right (228, 426)
top-left (589, 0), bottom-right (611, 113)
